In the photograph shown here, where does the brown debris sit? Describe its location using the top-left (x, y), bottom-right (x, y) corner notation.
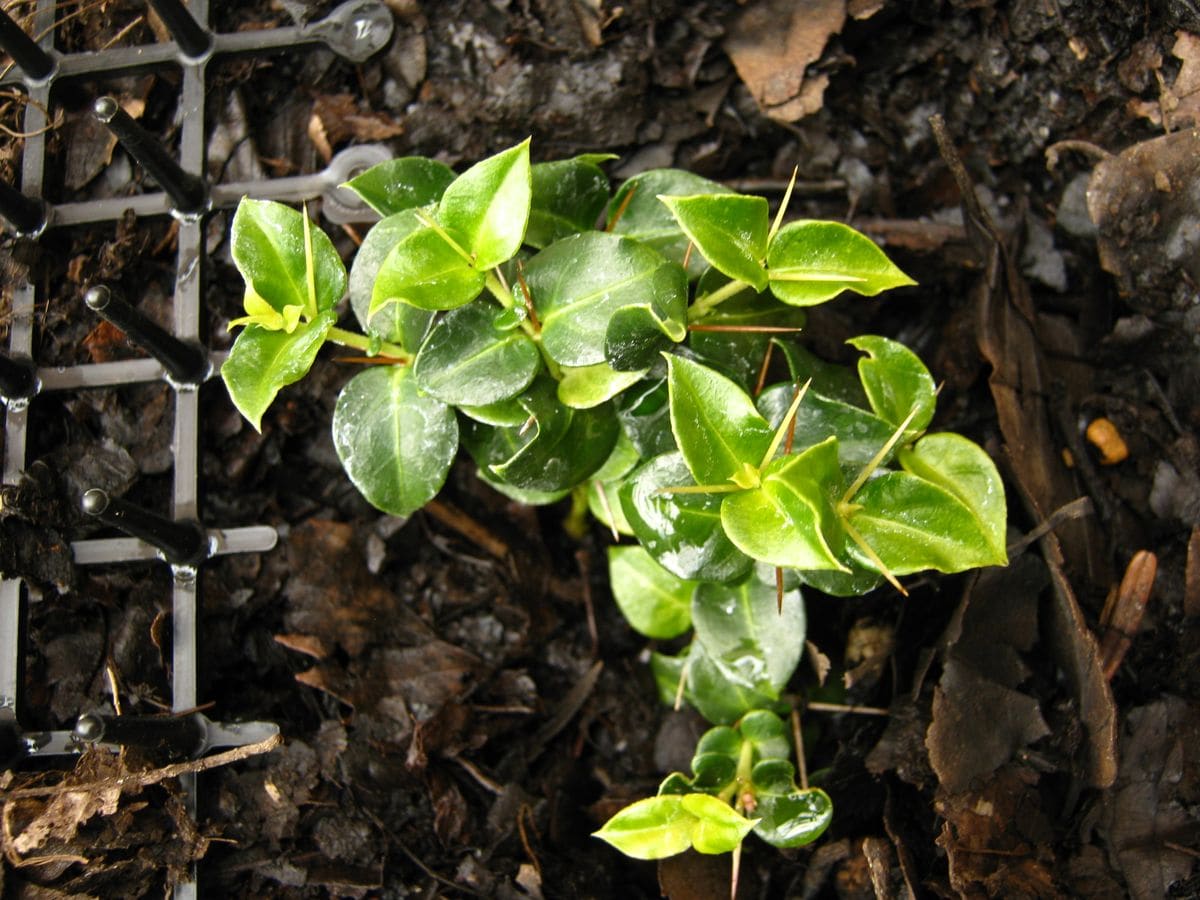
top-left (724, 0), bottom-right (845, 123)
top-left (1099, 550), bottom-right (1157, 680)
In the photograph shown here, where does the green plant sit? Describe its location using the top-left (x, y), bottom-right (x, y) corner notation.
top-left (221, 140), bottom-right (1007, 874)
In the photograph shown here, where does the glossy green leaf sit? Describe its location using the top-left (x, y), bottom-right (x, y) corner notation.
top-left (620, 452), bottom-right (753, 584)
top-left (457, 395), bottom-right (528, 427)
top-left (617, 378), bottom-right (676, 459)
top-left (437, 138), bottom-right (531, 270)
top-left (846, 469), bottom-right (1008, 576)
top-left (686, 640), bottom-right (779, 724)
top-left (608, 545), bottom-right (696, 639)
top-left (797, 566), bottom-right (883, 597)
top-left (370, 220), bottom-right (485, 315)
top-left (896, 433), bottom-right (1007, 564)
top-left (413, 302), bottom-right (540, 405)
top-left (847, 335), bottom-right (936, 436)
top-left (526, 154), bottom-right (614, 248)
top-left (559, 362), bottom-right (646, 409)
top-left (231, 199), bottom-right (346, 320)
top-left (341, 157), bottom-right (456, 217)
top-left (660, 193), bottom-right (769, 290)
top-left (738, 710), bottom-right (794, 761)
top-left (610, 169), bottom-right (731, 278)
top-left (523, 232), bottom-right (687, 368)
top-left (587, 432), bottom-right (640, 535)
top-left (475, 464), bottom-right (570, 506)
top-left (757, 382), bottom-right (893, 469)
top-left (650, 649), bottom-right (688, 706)
top-left (753, 785), bottom-right (833, 848)
top-left (332, 365), bottom-right (458, 517)
top-left (721, 437), bottom-right (848, 571)
top-left (348, 210), bottom-right (435, 350)
top-left (221, 311), bottom-right (336, 431)
top-left (605, 301), bottom-right (688, 372)
top-left (461, 378), bottom-right (617, 493)
top-left (691, 578), bottom-right (805, 695)
top-left (666, 355), bottom-right (773, 485)
top-left (766, 220), bottom-right (915, 306)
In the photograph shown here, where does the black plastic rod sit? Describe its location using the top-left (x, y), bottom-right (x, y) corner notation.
top-left (81, 489), bottom-right (209, 566)
top-left (145, 0), bottom-right (213, 60)
top-left (85, 286), bottom-right (210, 385)
top-left (0, 8), bottom-right (56, 81)
top-left (75, 712), bottom-right (206, 758)
top-left (0, 353), bottom-right (39, 401)
top-left (0, 178), bottom-right (47, 235)
top-left (93, 97), bottom-right (208, 214)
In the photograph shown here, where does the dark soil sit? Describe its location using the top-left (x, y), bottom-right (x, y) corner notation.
top-left (3, 1), bottom-right (1200, 898)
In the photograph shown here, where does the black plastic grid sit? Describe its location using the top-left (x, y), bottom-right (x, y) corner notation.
top-left (0, 0), bottom-right (395, 891)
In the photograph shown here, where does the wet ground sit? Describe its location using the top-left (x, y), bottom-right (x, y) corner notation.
top-left (2, 1), bottom-right (1200, 897)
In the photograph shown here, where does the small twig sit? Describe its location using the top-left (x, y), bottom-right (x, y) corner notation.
top-left (576, 548), bottom-right (600, 660)
top-left (805, 700), bottom-right (890, 716)
top-left (753, 340), bottom-right (775, 398)
top-left (790, 708), bottom-right (809, 791)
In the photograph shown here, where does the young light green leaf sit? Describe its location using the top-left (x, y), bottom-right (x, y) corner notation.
top-left (766, 220), bottom-right (915, 306)
top-left (413, 302), bottom-right (540, 406)
top-left (659, 193), bottom-right (770, 290)
top-left (341, 157), bottom-right (456, 217)
top-left (593, 796), bottom-right (693, 860)
top-left (558, 362), bottom-right (646, 409)
top-left (620, 452), bottom-right (754, 584)
top-left (437, 138), bottom-right (532, 270)
top-left (666, 355), bottom-right (773, 486)
top-left (523, 232), bottom-right (687, 368)
top-left (232, 199), bottom-right (346, 320)
top-left (608, 545), bottom-right (696, 639)
top-left (896, 433), bottom-right (1007, 564)
top-left (680, 793), bottom-right (757, 854)
top-left (691, 578), bottom-right (805, 695)
top-left (526, 154), bottom-right (614, 248)
top-left (720, 437), bottom-right (848, 571)
top-left (348, 210), bottom-right (435, 350)
top-left (845, 470), bottom-right (1008, 576)
top-left (609, 169), bottom-right (731, 278)
top-left (370, 221), bottom-right (486, 315)
top-left (221, 311), bottom-right (337, 431)
top-left (332, 365), bottom-right (459, 517)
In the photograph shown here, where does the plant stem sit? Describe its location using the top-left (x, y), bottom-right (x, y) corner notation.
top-left (688, 278), bottom-right (752, 322)
top-left (326, 326), bottom-right (410, 363)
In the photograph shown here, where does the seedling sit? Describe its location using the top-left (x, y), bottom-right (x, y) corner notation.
top-left (222, 141), bottom-right (1008, 878)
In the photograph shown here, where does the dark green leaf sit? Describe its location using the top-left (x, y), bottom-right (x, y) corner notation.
top-left (620, 452), bottom-right (753, 584)
top-left (461, 377), bottom-right (617, 493)
top-left (437, 139), bottom-right (532, 270)
top-left (691, 578), bottom-right (805, 695)
top-left (650, 649), bottom-right (688, 706)
top-left (332, 365), bottom-right (459, 516)
top-left (341, 157), bottom-right (456, 217)
top-left (659, 193), bottom-right (769, 290)
top-left (666, 355), bottom-right (773, 485)
top-left (617, 378), bottom-right (676, 458)
top-left (348, 210), bottom-right (435, 350)
top-left (757, 382), bottom-right (893, 469)
top-left (767, 220), bottom-right (915, 306)
top-left (527, 154), bottom-right (614, 248)
top-left (475, 464), bottom-right (571, 506)
top-left (413, 302), bottom-right (540, 405)
top-left (686, 640), bottom-right (780, 724)
top-left (797, 566), bottom-right (883, 597)
top-left (753, 787), bottom-right (833, 849)
top-left (689, 282), bottom-right (806, 393)
top-left (609, 169), bottom-right (731, 278)
top-left (772, 341), bottom-right (867, 407)
top-left (608, 545), bottom-right (696, 639)
top-left (847, 335), bottom-right (936, 436)
top-left (524, 232), bottom-right (687, 368)
top-left (221, 311), bottom-right (336, 431)
top-left (232, 199), bottom-right (346, 318)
